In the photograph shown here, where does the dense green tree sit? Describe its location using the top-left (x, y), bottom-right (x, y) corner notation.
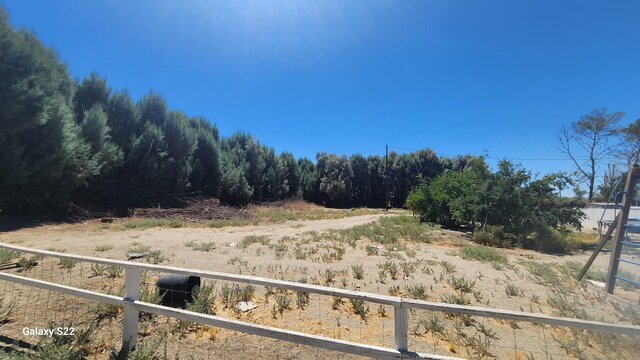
top-left (349, 154), bottom-right (370, 206)
top-left (76, 105), bottom-right (123, 204)
top-left (316, 153), bottom-right (353, 207)
top-left (260, 147), bottom-right (286, 199)
top-left (279, 152), bottom-right (301, 198)
top-left (138, 92), bottom-right (168, 127)
top-left (121, 122), bottom-right (169, 205)
top-left (106, 90), bottom-right (140, 152)
top-left (161, 111), bottom-right (196, 193)
top-left (190, 128), bottom-right (222, 197)
top-left (298, 158), bottom-right (317, 201)
top-left (219, 147), bottom-right (252, 205)
top-left (73, 72), bottom-right (111, 123)
top-left (0, 9), bottom-right (93, 212)
top-left (391, 153), bottom-right (420, 207)
top-left (79, 105), bottom-right (123, 175)
top-left (366, 155), bottom-right (386, 207)
top-left (222, 133), bottom-right (268, 199)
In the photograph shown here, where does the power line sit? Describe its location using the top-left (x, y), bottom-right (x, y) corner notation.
top-left (386, 145), bottom-right (623, 162)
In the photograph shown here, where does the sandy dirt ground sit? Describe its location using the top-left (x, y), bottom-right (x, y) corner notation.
top-left (1, 213), bottom-right (639, 359)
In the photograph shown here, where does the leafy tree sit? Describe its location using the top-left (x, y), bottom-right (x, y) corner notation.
top-left (395, 154), bottom-right (414, 207)
top-left (413, 148), bottom-right (442, 180)
top-left (439, 155), bottom-right (477, 172)
top-left (222, 133), bottom-right (268, 200)
top-left (138, 92), bottom-right (168, 127)
top-left (161, 111), bottom-right (196, 193)
top-left (366, 155), bottom-right (386, 208)
top-left (105, 90), bottom-right (140, 152)
top-left (121, 122), bottom-right (168, 205)
top-left (617, 119), bottom-right (640, 165)
top-left (316, 153), bottom-right (353, 207)
top-left (0, 9), bottom-right (92, 212)
top-left (260, 147), bottom-right (286, 199)
top-left (80, 105), bottom-right (123, 175)
top-left (407, 159), bottom-right (584, 251)
top-left (407, 158), bottom-right (489, 227)
top-left (298, 158), bottom-right (317, 201)
top-left (219, 147), bottom-right (252, 205)
top-left (594, 170), bottom-right (625, 203)
top-left (189, 129), bottom-right (222, 197)
top-left (73, 71), bottom-right (111, 123)
top-left (558, 108), bottom-right (624, 201)
top-left (573, 186), bottom-right (587, 200)
top-left (349, 154), bottom-right (370, 206)
top-left (76, 105), bottom-right (124, 204)
top-left (279, 152), bottom-right (300, 198)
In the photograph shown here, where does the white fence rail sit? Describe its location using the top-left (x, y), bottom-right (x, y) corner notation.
top-left (1, 242), bottom-right (639, 359)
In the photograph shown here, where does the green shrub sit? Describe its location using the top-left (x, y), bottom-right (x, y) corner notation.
top-left (472, 225), bottom-right (512, 248)
top-left (187, 283), bottom-right (217, 315)
top-left (458, 245), bottom-right (508, 266)
top-left (406, 159), bottom-right (584, 245)
top-left (17, 256), bottom-right (38, 271)
top-left (351, 264), bottom-right (365, 280)
top-left (532, 227), bottom-right (575, 254)
top-left (239, 235), bottom-right (270, 249)
top-left (0, 249), bottom-right (20, 264)
top-left (185, 240), bottom-right (217, 252)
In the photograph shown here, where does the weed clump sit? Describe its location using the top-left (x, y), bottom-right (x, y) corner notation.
top-left (185, 240), bottom-right (217, 252)
top-left (458, 245), bottom-right (508, 268)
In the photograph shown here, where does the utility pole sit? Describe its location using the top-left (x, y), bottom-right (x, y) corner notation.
top-left (385, 144), bottom-right (389, 211)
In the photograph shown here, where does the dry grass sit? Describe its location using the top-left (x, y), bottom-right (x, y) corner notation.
top-left (253, 201), bottom-right (380, 222)
top-left (107, 201), bottom-right (381, 231)
top-left (567, 231), bottom-right (599, 250)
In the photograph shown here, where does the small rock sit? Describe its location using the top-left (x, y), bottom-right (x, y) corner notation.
top-left (587, 280), bottom-right (605, 288)
top-left (235, 301), bottom-right (257, 312)
top-left (229, 242), bottom-right (237, 247)
top-left (355, 284), bottom-right (361, 289)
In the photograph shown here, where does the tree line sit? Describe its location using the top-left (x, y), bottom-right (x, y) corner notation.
top-left (0, 9), bottom-right (479, 215)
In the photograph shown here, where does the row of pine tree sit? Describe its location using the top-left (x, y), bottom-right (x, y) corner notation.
top-left (0, 8), bottom-right (475, 215)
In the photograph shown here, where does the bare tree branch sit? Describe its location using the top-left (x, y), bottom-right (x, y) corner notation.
top-left (557, 108), bottom-right (624, 201)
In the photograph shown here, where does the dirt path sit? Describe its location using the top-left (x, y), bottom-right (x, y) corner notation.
top-left (0, 213), bottom-right (390, 260)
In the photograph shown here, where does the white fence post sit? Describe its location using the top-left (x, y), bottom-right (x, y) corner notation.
top-left (394, 305), bottom-right (408, 352)
top-left (123, 268), bottom-right (141, 349)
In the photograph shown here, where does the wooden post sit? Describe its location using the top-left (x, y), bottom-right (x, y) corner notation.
top-left (123, 268), bottom-right (141, 349)
top-left (394, 305), bottom-right (408, 352)
top-left (605, 165), bottom-right (640, 294)
top-left (576, 216), bottom-right (618, 281)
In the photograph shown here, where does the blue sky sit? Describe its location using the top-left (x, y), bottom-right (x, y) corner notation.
top-left (3, 0), bottom-right (640, 181)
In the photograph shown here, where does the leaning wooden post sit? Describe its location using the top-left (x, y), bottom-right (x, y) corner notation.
top-left (605, 164), bottom-right (640, 294)
top-left (123, 268), bottom-right (141, 349)
top-left (576, 215), bottom-right (618, 281)
top-left (394, 304), bottom-right (408, 352)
